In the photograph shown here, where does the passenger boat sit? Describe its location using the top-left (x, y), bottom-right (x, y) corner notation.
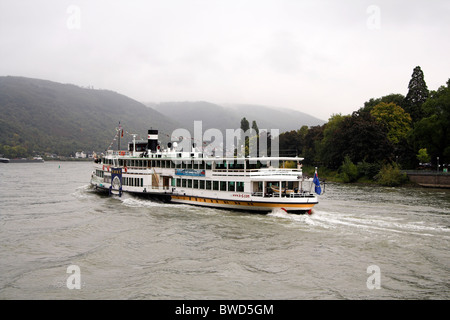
top-left (90, 129), bottom-right (321, 214)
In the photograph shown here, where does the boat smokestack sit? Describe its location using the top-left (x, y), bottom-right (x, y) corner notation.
top-left (148, 129), bottom-right (158, 153)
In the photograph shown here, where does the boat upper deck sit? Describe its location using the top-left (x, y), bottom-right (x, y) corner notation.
top-left (98, 150), bottom-right (305, 179)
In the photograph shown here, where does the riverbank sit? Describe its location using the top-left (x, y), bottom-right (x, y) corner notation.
top-left (405, 171), bottom-right (450, 189)
top-left (304, 165), bottom-right (450, 189)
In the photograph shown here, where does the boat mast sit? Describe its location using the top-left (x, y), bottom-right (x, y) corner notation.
top-left (131, 134), bottom-right (137, 157)
top-left (118, 122), bottom-right (122, 151)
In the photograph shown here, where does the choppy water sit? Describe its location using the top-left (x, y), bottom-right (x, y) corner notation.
top-left (0, 162), bottom-right (449, 300)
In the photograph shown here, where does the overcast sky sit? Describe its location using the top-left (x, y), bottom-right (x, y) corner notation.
top-left (1, 0), bottom-right (449, 121)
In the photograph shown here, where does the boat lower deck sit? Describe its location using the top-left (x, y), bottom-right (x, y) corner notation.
top-left (91, 184), bottom-right (316, 214)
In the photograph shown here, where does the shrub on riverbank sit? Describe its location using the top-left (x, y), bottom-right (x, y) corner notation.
top-left (375, 162), bottom-right (408, 186)
top-left (338, 155), bottom-right (358, 182)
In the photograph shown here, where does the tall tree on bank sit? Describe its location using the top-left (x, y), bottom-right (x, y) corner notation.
top-left (251, 120), bottom-right (259, 135)
top-left (414, 79), bottom-right (450, 164)
top-left (370, 102), bottom-right (412, 145)
top-left (404, 66), bottom-right (429, 123)
top-left (240, 117), bottom-right (250, 132)
top-left (362, 93), bottom-right (405, 113)
top-left (319, 111), bottom-right (392, 169)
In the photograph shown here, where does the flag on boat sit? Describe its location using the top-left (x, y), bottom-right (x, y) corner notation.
top-left (313, 172), bottom-right (321, 195)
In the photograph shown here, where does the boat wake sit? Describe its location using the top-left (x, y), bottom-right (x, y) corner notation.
top-left (120, 196), bottom-right (180, 209)
top-left (267, 208), bottom-right (322, 226)
top-left (72, 184), bottom-right (98, 199)
top-left (268, 207), bottom-right (450, 238)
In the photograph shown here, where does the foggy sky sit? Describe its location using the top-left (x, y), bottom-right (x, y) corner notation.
top-left (1, 0), bottom-right (449, 121)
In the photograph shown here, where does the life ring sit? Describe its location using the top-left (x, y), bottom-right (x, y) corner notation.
top-left (124, 167), bottom-right (127, 173)
top-left (119, 151), bottom-right (126, 156)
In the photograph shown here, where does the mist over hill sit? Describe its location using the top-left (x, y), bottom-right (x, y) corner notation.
top-left (148, 101), bottom-right (325, 133)
top-left (0, 76), bottom-right (325, 158)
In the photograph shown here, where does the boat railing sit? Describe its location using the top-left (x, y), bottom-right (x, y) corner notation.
top-left (151, 186), bottom-right (172, 191)
top-left (252, 191), bottom-right (315, 198)
top-left (106, 150), bottom-right (131, 157)
top-left (213, 168), bottom-right (302, 176)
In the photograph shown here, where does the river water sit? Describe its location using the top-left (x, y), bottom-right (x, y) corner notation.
top-left (0, 161), bottom-right (449, 300)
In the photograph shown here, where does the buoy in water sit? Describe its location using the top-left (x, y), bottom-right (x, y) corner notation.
top-left (307, 209), bottom-right (313, 215)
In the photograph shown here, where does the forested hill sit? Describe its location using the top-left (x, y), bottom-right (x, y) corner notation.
top-left (0, 76), bottom-right (180, 157)
top-left (0, 76), bottom-right (325, 158)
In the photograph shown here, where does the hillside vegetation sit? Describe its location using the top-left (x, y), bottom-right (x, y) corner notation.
top-left (0, 76), bottom-right (325, 158)
top-left (0, 76), bottom-right (180, 157)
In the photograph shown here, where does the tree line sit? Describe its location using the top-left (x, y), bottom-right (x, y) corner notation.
top-left (276, 66), bottom-right (449, 185)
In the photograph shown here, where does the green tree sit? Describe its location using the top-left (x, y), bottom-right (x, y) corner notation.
top-left (370, 102), bottom-right (412, 144)
top-left (319, 111), bottom-right (392, 169)
top-left (414, 79), bottom-right (450, 163)
top-left (404, 66), bottom-right (429, 122)
top-left (338, 155), bottom-right (358, 183)
top-left (416, 148), bottom-right (431, 164)
top-left (251, 120), bottom-right (259, 135)
top-left (361, 93), bottom-right (405, 114)
top-left (279, 126), bottom-right (310, 157)
top-left (375, 162), bottom-right (408, 187)
top-left (240, 117), bottom-right (250, 132)
top-left (239, 117), bottom-right (251, 156)
top-left (318, 114), bottom-right (348, 168)
top-left (302, 125), bottom-right (324, 165)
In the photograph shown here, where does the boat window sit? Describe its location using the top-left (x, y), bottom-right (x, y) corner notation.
top-left (176, 178), bottom-right (181, 187)
top-left (200, 180), bottom-right (205, 189)
top-left (215, 162), bottom-right (226, 170)
top-left (220, 181), bottom-right (227, 191)
top-left (228, 181), bottom-right (235, 192)
top-left (230, 161), bottom-right (245, 170)
top-left (206, 180), bottom-right (212, 190)
top-left (206, 162), bottom-right (212, 170)
top-left (236, 182), bottom-right (244, 192)
top-left (213, 181), bottom-right (219, 191)
top-left (193, 180), bottom-right (199, 189)
top-left (188, 179), bottom-right (193, 188)
top-left (182, 179), bottom-right (187, 188)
